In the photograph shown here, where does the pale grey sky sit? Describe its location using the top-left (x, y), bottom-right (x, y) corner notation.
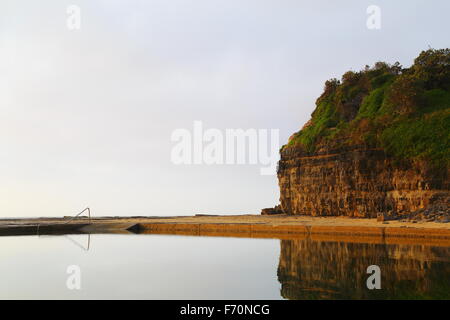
top-left (0, 0), bottom-right (449, 217)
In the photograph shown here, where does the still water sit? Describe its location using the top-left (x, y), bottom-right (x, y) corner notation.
top-left (0, 234), bottom-right (449, 299)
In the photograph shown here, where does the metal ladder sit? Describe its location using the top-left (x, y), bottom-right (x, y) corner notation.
top-left (37, 207), bottom-right (91, 236)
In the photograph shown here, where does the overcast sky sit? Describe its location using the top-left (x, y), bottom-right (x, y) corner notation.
top-left (0, 0), bottom-right (449, 217)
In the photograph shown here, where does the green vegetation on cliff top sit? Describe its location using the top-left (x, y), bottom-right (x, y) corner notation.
top-left (286, 49), bottom-right (450, 166)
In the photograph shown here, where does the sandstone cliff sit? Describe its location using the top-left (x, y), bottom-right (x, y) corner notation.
top-left (275, 49), bottom-right (450, 218)
top-left (278, 145), bottom-right (449, 218)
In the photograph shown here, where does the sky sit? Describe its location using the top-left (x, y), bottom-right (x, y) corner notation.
top-left (0, 0), bottom-right (449, 217)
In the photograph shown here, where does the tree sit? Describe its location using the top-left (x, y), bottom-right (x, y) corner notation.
top-left (412, 48), bottom-right (450, 90)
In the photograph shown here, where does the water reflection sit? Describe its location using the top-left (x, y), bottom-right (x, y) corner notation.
top-left (63, 234), bottom-right (91, 251)
top-left (0, 232), bottom-right (449, 299)
top-left (278, 239), bottom-right (450, 299)
top-left (0, 234), bottom-right (280, 299)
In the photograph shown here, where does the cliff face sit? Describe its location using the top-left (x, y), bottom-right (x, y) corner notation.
top-left (276, 49), bottom-right (449, 218)
top-left (277, 145), bottom-right (449, 217)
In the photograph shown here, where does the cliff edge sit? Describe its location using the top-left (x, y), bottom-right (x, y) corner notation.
top-left (275, 49), bottom-right (450, 219)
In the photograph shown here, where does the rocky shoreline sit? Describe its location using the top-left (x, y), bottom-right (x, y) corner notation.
top-left (397, 193), bottom-right (449, 223)
top-left (1, 214), bottom-right (450, 242)
top-left (263, 193), bottom-right (450, 223)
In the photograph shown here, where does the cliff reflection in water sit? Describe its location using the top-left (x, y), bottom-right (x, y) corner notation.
top-left (277, 239), bottom-right (450, 299)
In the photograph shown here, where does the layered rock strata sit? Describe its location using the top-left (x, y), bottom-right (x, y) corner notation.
top-left (277, 145), bottom-right (449, 218)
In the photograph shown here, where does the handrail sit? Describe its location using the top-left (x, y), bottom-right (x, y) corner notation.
top-left (35, 207), bottom-right (91, 236)
top-left (63, 207), bottom-right (91, 224)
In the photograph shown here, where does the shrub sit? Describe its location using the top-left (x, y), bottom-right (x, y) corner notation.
top-left (286, 48), bottom-right (449, 167)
